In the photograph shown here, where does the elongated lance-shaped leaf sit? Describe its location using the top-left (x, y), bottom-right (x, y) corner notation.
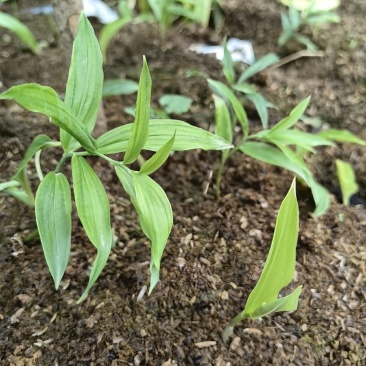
top-left (115, 165), bottom-right (173, 294)
top-left (317, 129), bottom-right (365, 145)
top-left (3, 186), bottom-right (35, 207)
top-left (238, 53), bottom-right (279, 83)
top-left (208, 79), bottom-right (248, 136)
top-left (124, 57), bottom-right (152, 164)
top-left (268, 97), bottom-right (311, 135)
top-left (102, 79), bottom-right (139, 97)
top-left (213, 94), bottom-right (233, 145)
top-left (98, 119), bottom-right (232, 154)
top-left (336, 160), bottom-right (359, 206)
top-left (0, 84), bottom-right (97, 154)
top-left (0, 11), bottom-right (39, 53)
top-left (140, 133), bottom-right (175, 175)
top-left (223, 39), bottom-right (235, 85)
top-left (71, 156), bottom-right (113, 303)
top-left (35, 172), bottom-right (71, 289)
top-left (61, 12), bottom-right (104, 153)
top-left (246, 93), bottom-right (269, 129)
top-left (240, 142), bottom-right (330, 216)
top-left (244, 178), bottom-right (299, 315)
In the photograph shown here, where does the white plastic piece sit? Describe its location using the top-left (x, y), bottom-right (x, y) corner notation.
top-left (82, 0), bottom-right (119, 24)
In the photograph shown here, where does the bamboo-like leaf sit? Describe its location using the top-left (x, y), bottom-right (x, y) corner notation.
top-left (213, 94), bottom-right (233, 144)
top-left (158, 94), bottom-right (192, 114)
top-left (61, 12), bottom-right (104, 153)
top-left (268, 97), bottom-right (311, 134)
top-left (336, 160), bottom-right (359, 206)
top-left (208, 79), bottom-right (248, 136)
top-left (317, 129), bottom-right (365, 145)
top-left (124, 57), bottom-right (152, 164)
top-left (102, 79), bottom-right (139, 97)
top-left (115, 166), bottom-right (173, 294)
top-left (71, 156), bottom-right (113, 303)
top-left (0, 84), bottom-right (97, 154)
top-left (238, 53), bottom-right (279, 83)
top-left (240, 142), bottom-right (330, 216)
top-left (4, 186), bottom-right (35, 207)
top-left (140, 133), bottom-right (175, 175)
top-left (0, 11), bottom-right (38, 53)
top-left (223, 39), bottom-right (235, 85)
top-left (35, 172), bottom-right (71, 289)
top-left (97, 119), bottom-right (232, 154)
top-left (247, 93), bottom-right (269, 129)
top-left (99, 16), bottom-right (131, 61)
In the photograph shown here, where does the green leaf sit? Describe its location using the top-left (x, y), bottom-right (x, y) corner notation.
top-left (213, 94), bottom-right (233, 143)
top-left (140, 133), bottom-right (175, 175)
top-left (208, 79), bottom-right (248, 135)
top-left (232, 83), bottom-right (257, 95)
top-left (0, 11), bottom-right (39, 53)
top-left (249, 285), bottom-right (302, 319)
top-left (158, 94), bottom-right (192, 114)
top-left (99, 16), bottom-right (131, 62)
top-left (97, 119), bottom-right (233, 154)
top-left (244, 178), bottom-right (299, 315)
top-left (124, 56), bottom-right (152, 164)
top-left (71, 156), bottom-right (113, 303)
top-left (269, 97), bottom-right (310, 135)
top-left (317, 129), bottom-right (365, 145)
top-left (115, 166), bottom-right (173, 294)
top-left (35, 172), bottom-right (71, 289)
top-left (246, 93), bottom-right (269, 129)
top-left (3, 186), bottom-right (35, 207)
top-left (238, 53), bottom-right (279, 83)
top-left (240, 141), bottom-right (330, 216)
top-left (0, 84), bottom-right (97, 154)
top-left (223, 39), bottom-right (235, 85)
top-left (13, 135), bottom-right (55, 182)
top-left (61, 12), bottom-right (104, 153)
top-left (102, 79), bottom-right (139, 97)
top-left (336, 160), bottom-right (359, 206)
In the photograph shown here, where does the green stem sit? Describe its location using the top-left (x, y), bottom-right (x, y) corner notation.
top-left (34, 150), bottom-right (44, 181)
top-left (55, 151), bottom-right (88, 173)
top-left (215, 153), bottom-right (227, 198)
top-left (96, 152), bottom-right (123, 167)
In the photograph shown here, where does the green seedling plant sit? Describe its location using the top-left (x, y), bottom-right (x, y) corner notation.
top-left (0, 11), bottom-right (39, 53)
top-left (336, 160), bottom-right (359, 206)
top-left (0, 13), bottom-right (232, 303)
top-left (278, 0), bottom-right (340, 50)
top-left (222, 178), bottom-right (302, 342)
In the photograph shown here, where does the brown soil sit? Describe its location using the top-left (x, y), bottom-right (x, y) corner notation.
top-left (1, 0), bottom-right (366, 365)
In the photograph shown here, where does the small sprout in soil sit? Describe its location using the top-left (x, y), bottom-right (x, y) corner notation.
top-left (222, 178), bottom-right (302, 343)
top-left (0, 12), bottom-right (232, 303)
top-left (336, 159), bottom-right (359, 206)
top-left (278, 0), bottom-right (340, 50)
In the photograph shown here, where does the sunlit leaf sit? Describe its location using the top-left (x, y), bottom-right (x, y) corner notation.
top-left (124, 56), bottom-right (152, 164)
top-left (317, 129), bottom-right (365, 145)
top-left (72, 156), bottom-right (113, 303)
top-left (35, 172), bottom-right (71, 289)
top-left (61, 12), bottom-right (104, 153)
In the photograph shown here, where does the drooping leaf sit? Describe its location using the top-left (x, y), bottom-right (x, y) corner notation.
top-left (268, 97), bottom-right (311, 134)
top-left (0, 11), bottom-right (39, 53)
top-left (158, 94), bottom-right (193, 114)
top-left (208, 79), bottom-right (248, 135)
top-left (102, 79), bottom-right (139, 97)
top-left (336, 160), bottom-right (359, 206)
top-left (35, 172), bottom-right (71, 289)
top-left (238, 53), bottom-right (279, 83)
top-left (97, 119), bottom-right (233, 154)
top-left (317, 129), bottom-right (365, 145)
top-left (115, 166), bottom-right (173, 294)
top-left (140, 133), bottom-right (175, 175)
top-left (124, 56), bottom-right (152, 164)
top-left (3, 186), bottom-right (35, 207)
top-left (71, 156), bottom-right (113, 303)
top-left (61, 12), bottom-right (104, 153)
top-left (99, 16), bottom-right (131, 61)
top-left (246, 93), bottom-right (269, 129)
top-left (0, 84), bottom-right (97, 154)
top-left (233, 83), bottom-right (257, 95)
top-left (240, 141), bottom-right (330, 215)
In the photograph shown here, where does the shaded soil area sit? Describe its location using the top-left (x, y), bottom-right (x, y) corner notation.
top-left (1, 0), bottom-right (366, 365)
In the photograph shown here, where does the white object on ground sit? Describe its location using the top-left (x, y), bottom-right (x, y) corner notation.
top-left (82, 0), bottom-right (119, 24)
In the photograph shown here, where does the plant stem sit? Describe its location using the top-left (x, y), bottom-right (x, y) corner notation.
top-left (34, 150), bottom-right (44, 181)
top-left (55, 151), bottom-right (89, 173)
top-left (215, 153), bottom-right (227, 198)
top-left (96, 152), bottom-right (123, 167)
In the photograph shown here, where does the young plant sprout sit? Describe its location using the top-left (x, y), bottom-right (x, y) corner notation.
top-left (336, 160), bottom-right (359, 206)
top-left (0, 12), bottom-right (232, 303)
top-left (222, 178), bottom-right (302, 342)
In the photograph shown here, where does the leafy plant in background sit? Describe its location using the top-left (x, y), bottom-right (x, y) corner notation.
top-left (222, 178), bottom-right (302, 342)
top-left (0, 13), bottom-right (232, 303)
top-left (336, 160), bottom-right (359, 206)
top-left (0, 11), bottom-right (39, 53)
top-left (278, 0), bottom-right (340, 50)
top-left (100, 0), bottom-right (223, 61)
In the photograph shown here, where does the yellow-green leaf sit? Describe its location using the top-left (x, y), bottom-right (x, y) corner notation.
top-left (336, 159), bottom-right (359, 206)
